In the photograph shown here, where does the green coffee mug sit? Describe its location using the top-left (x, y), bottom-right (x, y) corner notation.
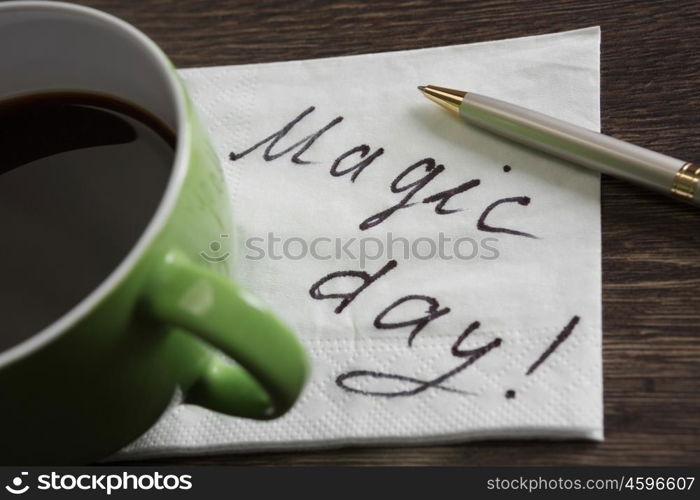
top-left (0, 1), bottom-right (308, 464)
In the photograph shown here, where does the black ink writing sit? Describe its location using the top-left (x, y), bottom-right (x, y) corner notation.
top-left (374, 295), bottom-right (450, 347)
top-left (229, 105), bottom-right (538, 238)
top-left (308, 260), bottom-right (397, 314)
top-left (526, 315), bottom-right (580, 375)
top-left (359, 158), bottom-right (444, 230)
top-left (477, 196), bottom-right (537, 239)
top-left (330, 144), bottom-right (385, 182)
top-left (335, 371), bottom-right (473, 397)
top-left (336, 320), bottom-right (502, 397)
top-left (422, 179), bottom-right (481, 215)
top-left (229, 106), bottom-right (343, 164)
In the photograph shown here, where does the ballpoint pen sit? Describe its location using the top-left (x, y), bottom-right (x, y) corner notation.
top-left (419, 85), bottom-right (699, 206)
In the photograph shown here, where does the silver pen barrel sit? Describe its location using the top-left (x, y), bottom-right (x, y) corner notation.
top-left (419, 85), bottom-right (698, 206)
top-left (460, 92), bottom-right (698, 205)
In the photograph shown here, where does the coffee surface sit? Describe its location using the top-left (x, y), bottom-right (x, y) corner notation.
top-left (0, 92), bottom-right (175, 353)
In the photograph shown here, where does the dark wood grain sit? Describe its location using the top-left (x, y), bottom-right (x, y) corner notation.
top-left (77, 0), bottom-right (700, 466)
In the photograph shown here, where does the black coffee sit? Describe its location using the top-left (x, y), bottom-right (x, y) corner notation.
top-left (0, 92), bottom-right (175, 352)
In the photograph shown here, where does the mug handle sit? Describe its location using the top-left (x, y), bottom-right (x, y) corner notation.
top-left (140, 250), bottom-right (308, 419)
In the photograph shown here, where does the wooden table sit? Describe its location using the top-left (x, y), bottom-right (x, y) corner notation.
top-left (84, 0), bottom-right (700, 466)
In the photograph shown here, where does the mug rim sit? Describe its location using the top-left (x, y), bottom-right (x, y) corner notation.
top-left (0, 1), bottom-right (190, 367)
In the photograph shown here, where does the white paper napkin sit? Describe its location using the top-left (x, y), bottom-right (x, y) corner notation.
top-left (119, 27), bottom-right (602, 458)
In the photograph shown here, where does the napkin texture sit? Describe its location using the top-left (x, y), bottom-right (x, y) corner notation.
top-left (120, 27), bottom-right (602, 458)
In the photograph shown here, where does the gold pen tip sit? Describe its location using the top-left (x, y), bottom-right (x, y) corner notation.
top-left (417, 85), bottom-right (465, 114)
